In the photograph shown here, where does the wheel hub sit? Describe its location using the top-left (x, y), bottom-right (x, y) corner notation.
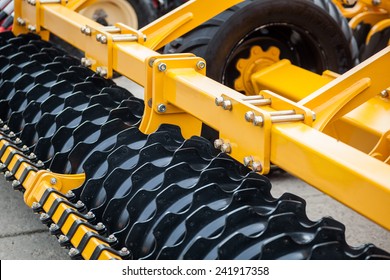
top-left (234, 46), bottom-right (280, 95)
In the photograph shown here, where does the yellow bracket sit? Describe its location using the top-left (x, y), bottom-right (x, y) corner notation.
top-left (0, 137), bottom-right (123, 259)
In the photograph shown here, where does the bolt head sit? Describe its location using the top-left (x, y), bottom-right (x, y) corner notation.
top-left (50, 178), bottom-right (57, 185)
top-left (222, 100), bottom-right (233, 111)
top-left (380, 90), bottom-right (389, 98)
top-left (372, 0), bottom-right (381, 5)
top-left (158, 63), bottom-right (167, 72)
top-left (245, 111), bottom-right (255, 122)
top-left (243, 156), bottom-right (254, 167)
top-left (58, 235), bottom-right (69, 243)
top-left (108, 234), bottom-right (117, 242)
top-left (100, 35), bottom-right (108, 44)
top-left (221, 143), bottom-right (232, 154)
top-left (96, 33), bottom-right (102, 42)
top-left (196, 61), bottom-right (206, 70)
top-left (69, 248), bottom-right (80, 257)
top-left (32, 202), bottom-right (41, 209)
top-left (12, 180), bottom-right (21, 188)
top-left (214, 139), bottom-right (224, 149)
top-left (253, 116), bottom-right (264, 126)
top-left (252, 161), bottom-right (263, 172)
top-left (215, 96), bottom-right (224, 106)
top-left (157, 104), bottom-right (167, 113)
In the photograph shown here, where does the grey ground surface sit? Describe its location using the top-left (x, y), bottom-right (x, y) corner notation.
top-left (0, 77), bottom-right (389, 260)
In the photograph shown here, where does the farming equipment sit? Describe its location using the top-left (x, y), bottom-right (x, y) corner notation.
top-left (334, 0), bottom-right (390, 60)
top-left (0, 0), bottom-right (389, 259)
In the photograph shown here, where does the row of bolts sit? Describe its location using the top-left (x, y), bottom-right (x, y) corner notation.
top-left (0, 120), bottom-right (129, 259)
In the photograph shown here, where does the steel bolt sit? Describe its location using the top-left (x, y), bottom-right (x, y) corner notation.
top-left (86, 211), bottom-right (95, 219)
top-left (372, 0), bottom-right (381, 5)
top-left (81, 58), bottom-right (92, 67)
top-left (158, 63), bottom-right (167, 72)
top-left (96, 33), bottom-right (103, 42)
top-left (14, 138), bottom-right (22, 145)
top-left (66, 190), bottom-right (75, 198)
top-left (2, 124), bottom-right (9, 131)
top-left (215, 96), bottom-right (224, 106)
top-left (4, 171), bottom-right (13, 180)
top-left (0, 163), bottom-right (6, 172)
top-left (214, 139), bottom-right (224, 149)
top-left (196, 61), bottom-right (206, 70)
top-left (243, 156), bottom-right (254, 167)
top-left (245, 111), bottom-right (255, 122)
top-left (28, 153), bottom-right (37, 160)
top-left (27, 25), bottom-right (36, 32)
top-left (49, 223), bottom-right (58, 230)
top-left (0, 119), bottom-right (3, 125)
top-left (81, 26), bottom-right (91, 36)
top-left (148, 58), bottom-right (156, 68)
top-left (36, 160), bottom-right (44, 168)
top-left (380, 89), bottom-right (389, 98)
top-left (50, 178), bottom-right (57, 185)
top-left (76, 200), bottom-right (85, 207)
top-left (11, 180), bottom-right (21, 189)
top-left (17, 17), bottom-right (26, 26)
top-left (253, 116), bottom-right (264, 126)
top-left (108, 234), bottom-right (117, 242)
top-left (120, 247), bottom-right (130, 254)
top-left (157, 104), bottom-right (167, 113)
top-left (69, 248), bottom-right (80, 257)
top-left (100, 35), bottom-right (108, 44)
top-left (8, 131), bottom-right (15, 138)
top-left (96, 222), bottom-right (105, 230)
top-left (252, 161), bottom-right (263, 172)
top-left (58, 235), bottom-right (69, 243)
top-left (40, 213), bottom-right (50, 220)
top-left (222, 100), bottom-right (233, 111)
top-left (22, 145), bottom-right (29, 152)
top-left (32, 202), bottom-right (41, 210)
top-left (221, 143), bottom-right (232, 154)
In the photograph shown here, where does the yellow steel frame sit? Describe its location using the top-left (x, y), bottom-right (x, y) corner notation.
top-left (0, 139), bottom-right (122, 259)
top-left (6, 0), bottom-right (390, 258)
top-left (334, 0), bottom-right (390, 44)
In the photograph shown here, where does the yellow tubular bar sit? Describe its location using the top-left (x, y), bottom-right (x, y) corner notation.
top-left (11, 0), bottom-right (390, 230)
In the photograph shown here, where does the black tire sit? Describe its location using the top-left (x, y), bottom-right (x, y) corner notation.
top-left (360, 27), bottom-right (390, 61)
top-left (165, 0), bottom-right (358, 92)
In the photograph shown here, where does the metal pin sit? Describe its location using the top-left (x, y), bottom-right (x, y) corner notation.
top-left (157, 104), bottom-right (167, 113)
